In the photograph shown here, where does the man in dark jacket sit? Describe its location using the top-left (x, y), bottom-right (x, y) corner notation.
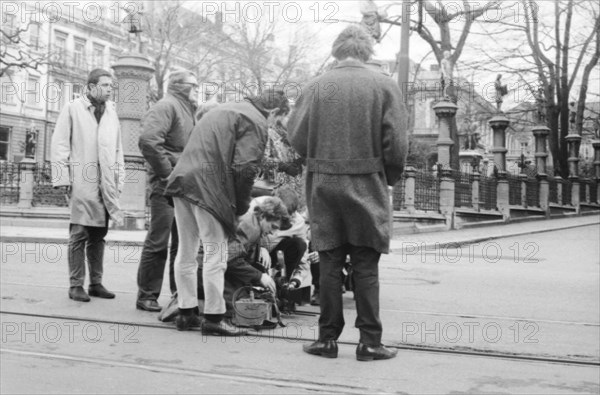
top-left (136, 70), bottom-right (198, 312)
top-left (165, 88), bottom-right (289, 335)
top-left (287, 26), bottom-right (408, 361)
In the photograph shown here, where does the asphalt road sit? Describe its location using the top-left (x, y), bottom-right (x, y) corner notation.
top-left (1, 224), bottom-right (599, 393)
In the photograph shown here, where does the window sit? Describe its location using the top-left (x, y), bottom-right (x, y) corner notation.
top-left (93, 44), bottom-right (105, 68)
top-left (29, 23), bottom-right (40, 50)
top-left (25, 76), bottom-right (40, 107)
top-left (1, 75), bottom-right (16, 104)
top-left (74, 39), bottom-right (86, 69)
top-left (109, 48), bottom-right (120, 66)
top-left (0, 126), bottom-right (10, 161)
top-left (48, 79), bottom-right (63, 111)
top-left (521, 142), bottom-right (529, 154)
top-left (54, 32), bottom-right (67, 64)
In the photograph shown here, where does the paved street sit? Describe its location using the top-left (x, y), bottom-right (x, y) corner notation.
top-left (1, 216), bottom-right (599, 393)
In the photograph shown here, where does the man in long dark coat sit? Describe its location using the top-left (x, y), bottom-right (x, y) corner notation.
top-left (287, 25), bottom-right (408, 361)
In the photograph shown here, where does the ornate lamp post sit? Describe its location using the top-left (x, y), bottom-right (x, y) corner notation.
top-left (111, 8), bottom-right (155, 229)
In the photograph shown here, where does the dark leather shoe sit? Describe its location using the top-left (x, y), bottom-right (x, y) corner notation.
top-left (202, 319), bottom-right (248, 336)
top-left (88, 284), bottom-right (115, 299)
top-left (356, 343), bottom-right (398, 361)
top-left (310, 289), bottom-right (320, 306)
top-left (302, 340), bottom-right (338, 358)
top-left (175, 314), bottom-right (203, 331)
top-left (68, 286), bottom-right (90, 302)
top-left (136, 299), bottom-right (162, 312)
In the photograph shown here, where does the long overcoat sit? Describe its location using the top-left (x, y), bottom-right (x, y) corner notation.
top-left (287, 59), bottom-right (408, 254)
top-left (164, 100), bottom-right (268, 236)
top-left (51, 96), bottom-right (125, 226)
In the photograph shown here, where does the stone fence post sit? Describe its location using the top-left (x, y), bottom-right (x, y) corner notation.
top-left (17, 159), bottom-right (36, 209)
top-left (532, 126), bottom-right (550, 213)
top-left (471, 172), bottom-right (480, 211)
top-left (403, 166), bottom-right (416, 214)
top-left (489, 114), bottom-right (510, 218)
top-left (439, 169), bottom-right (455, 229)
top-left (433, 101), bottom-right (458, 169)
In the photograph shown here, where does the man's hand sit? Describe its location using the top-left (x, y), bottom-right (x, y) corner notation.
top-left (258, 247), bottom-right (272, 270)
top-left (308, 251), bottom-right (319, 264)
top-left (260, 273), bottom-right (276, 294)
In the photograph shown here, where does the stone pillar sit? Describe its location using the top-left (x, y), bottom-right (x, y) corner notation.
top-left (496, 172), bottom-right (510, 219)
top-left (433, 101), bottom-right (458, 169)
top-left (17, 159), bottom-right (36, 209)
top-left (403, 166), bottom-right (416, 214)
top-left (571, 180), bottom-right (580, 213)
top-left (532, 126), bottom-right (550, 176)
top-left (593, 141), bottom-right (600, 203)
top-left (556, 176), bottom-right (564, 205)
top-left (488, 114), bottom-right (510, 174)
top-left (439, 168), bottom-right (455, 228)
top-left (471, 171), bottom-right (480, 211)
top-left (111, 53), bottom-right (155, 230)
top-left (519, 173), bottom-right (527, 207)
top-left (538, 174), bottom-right (550, 213)
top-left (566, 132), bottom-right (582, 179)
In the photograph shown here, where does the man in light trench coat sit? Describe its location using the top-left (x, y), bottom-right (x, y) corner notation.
top-left (51, 68), bottom-right (125, 302)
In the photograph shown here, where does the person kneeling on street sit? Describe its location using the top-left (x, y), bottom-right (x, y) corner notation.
top-left (162, 197), bottom-right (287, 331)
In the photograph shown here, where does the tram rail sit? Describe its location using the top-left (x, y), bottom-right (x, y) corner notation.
top-left (2, 309), bottom-right (598, 368)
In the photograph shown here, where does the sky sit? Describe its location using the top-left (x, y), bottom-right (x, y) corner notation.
top-left (181, 0), bottom-right (598, 107)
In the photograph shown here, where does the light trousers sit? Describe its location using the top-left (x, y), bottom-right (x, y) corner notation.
top-left (173, 197), bottom-right (228, 314)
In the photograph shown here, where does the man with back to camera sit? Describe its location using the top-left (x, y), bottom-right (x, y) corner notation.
top-left (287, 25), bottom-right (408, 361)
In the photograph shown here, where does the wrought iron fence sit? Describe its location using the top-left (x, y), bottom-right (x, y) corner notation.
top-left (392, 175), bottom-right (406, 211)
top-left (32, 162), bottom-right (69, 207)
top-left (526, 177), bottom-right (539, 207)
top-left (562, 180), bottom-right (572, 206)
top-left (453, 171), bottom-right (473, 208)
top-left (507, 174), bottom-right (522, 205)
top-left (479, 175), bottom-right (497, 210)
top-left (0, 162), bottom-right (20, 205)
top-left (549, 177), bottom-right (558, 204)
top-left (579, 179), bottom-right (590, 203)
top-left (591, 180), bottom-right (598, 204)
top-left (414, 170), bottom-right (440, 211)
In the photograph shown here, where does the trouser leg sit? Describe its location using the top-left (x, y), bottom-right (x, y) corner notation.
top-left (349, 245), bottom-right (382, 346)
top-left (173, 198), bottom-right (201, 310)
top-left (137, 192), bottom-right (174, 301)
top-left (169, 219), bottom-right (178, 295)
top-left (196, 207), bottom-right (228, 316)
top-left (318, 244), bottom-right (348, 341)
top-left (86, 224), bottom-right (108, 285)
top-left (270, 237), bottom-right (307, 280)
top-left (68, 224), bottom-right (88, 287)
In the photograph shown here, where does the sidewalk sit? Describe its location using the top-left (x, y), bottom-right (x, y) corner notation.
top-left (1, 212), bottom-right (598, 248)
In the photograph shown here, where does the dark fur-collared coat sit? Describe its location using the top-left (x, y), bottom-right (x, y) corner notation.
top-left (287, 59), bottom-right (408, 253)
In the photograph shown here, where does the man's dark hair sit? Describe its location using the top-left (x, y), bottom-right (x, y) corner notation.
top-left (87, 69), bottom-right (112, 85)
top-left (331, 25), bottom-right (374, 62)
top-left (247, 87), bottom-right (290, 116)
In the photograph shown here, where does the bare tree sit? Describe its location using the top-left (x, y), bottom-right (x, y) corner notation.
top-left (471, 0), bottom-right (600, 177)
top-left (1, 21), bottom-right (53, 77)
top-left (141, 1), bottom-right (222, 101)
top-left (380, 0), bottom-right (501, 169)
top-left (212, 15), bottom-right (318, 90)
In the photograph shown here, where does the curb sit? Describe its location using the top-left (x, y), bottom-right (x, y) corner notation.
top-left (390, 221), bottom-right (599, 253)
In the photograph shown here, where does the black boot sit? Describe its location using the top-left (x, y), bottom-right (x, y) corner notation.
top-left (302, 340), bottom-right (338, 358)
top-left (68, 286), bottom-right (90, 302)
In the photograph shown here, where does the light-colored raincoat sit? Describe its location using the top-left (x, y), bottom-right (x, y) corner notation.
top-left (51, 95), bottom-right (125, 226)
